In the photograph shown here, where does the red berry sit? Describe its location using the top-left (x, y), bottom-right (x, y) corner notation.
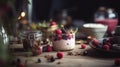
top-left (67, 34), bottom-right (72, 39)
top-left (106, 42), bottom-right (111, 46)
top-left (50, 21), bottom-right (56, 26)
top-left (55, 29), bottom-right (62, 34)
top-left (108, 37), bottom-right (113, 42)
top-left (57, 52), bottom-right (64, 59)
top-left (47, 45), bottom-right (52, 52)
top-left (81, 44), bottom-right (86, 49)
top-left (92, 39), bottom-right (99, 46)
top-left (114, 59), bottom-right (120, 66)
top-left (103, 45), bottom-right (110, 51)
top-left (19, 63), bottom-right (24, 67)
top-left (58, 35), bottom-right (62, 40)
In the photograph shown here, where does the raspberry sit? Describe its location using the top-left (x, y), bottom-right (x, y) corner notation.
top-left (108, 37), bottom-right (113, 42)
top-left (67, 34), bottom-right (72, 39)
top-left (46, 45), bottom-right (52, 52)
top-left (103, 45), bottom-right (110, 51)
top-left (92, 39), bottom-right (99, 46)
top-left (57, 52), bottom-right (64, 59)
top-left (81, 44), bottom-right (86, 49)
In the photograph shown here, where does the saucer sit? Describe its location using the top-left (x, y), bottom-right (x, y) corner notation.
top-left (89, 37), bottom-right (120, 53)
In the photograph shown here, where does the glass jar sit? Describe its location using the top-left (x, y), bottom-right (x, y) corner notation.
top-left (94, 7), bottom-right (118, 36)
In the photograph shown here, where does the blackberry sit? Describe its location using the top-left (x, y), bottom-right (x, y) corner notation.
top-left (37, 58), bottom-right (41, 63)
top-left (62, 35), bottom-right (67, 40)
top-left (103, 39), bottom-right (108, 45)
top-left (50, 56), bottom-right (55, 62)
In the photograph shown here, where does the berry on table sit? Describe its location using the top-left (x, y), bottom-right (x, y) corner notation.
top-left (92, 39), bottom-right (99, 46)
top-left (83, 51), bottom-right (88, 56)
top-left (55, 29), bottom-right (62, 34)
top-left (114, 58), bottom-right (120, 66)
top-left (37, 58), bottom-right (41, 63)
top-left (57, 52), bottom-right (64, 59)
top-left (50, 56), bottom-right (55, 62)
top-left (103, 45), bottom-right (110, 51)
top-left (103, 39), bottom-right (108, 45)
top-left (81, 44), bottom-right (86, 49)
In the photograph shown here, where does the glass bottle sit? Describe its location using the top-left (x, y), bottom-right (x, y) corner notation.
top-left (0, 20), bottom-right (9, 67)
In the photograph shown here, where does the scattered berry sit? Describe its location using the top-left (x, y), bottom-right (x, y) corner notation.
top-left (81, 44), bottom-right (86, 49)
top-left (108, 37), bottom-right (113, 42)
top-left (103, 45), bottom-right (110, 51)
top-left (92, 39), bottom-right (99, 46)
top-left (37, 58), bottom-right (41, 63)
top-left (114, 58), bottom-right (120, 66)
top-left (50, 56), bottom-right (55, 62)
top-left (103, 39), bottom-right (108, 45)
top-left (83, 51), bottom-right (88, 56)
top-left (57, 52), bottom-right (64, 59)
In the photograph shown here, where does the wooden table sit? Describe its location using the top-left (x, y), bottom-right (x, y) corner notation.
top-left (11, 44), bottom-right (119, 67)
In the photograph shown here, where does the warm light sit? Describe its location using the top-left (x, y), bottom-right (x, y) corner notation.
top-left (18, 16), bottom-right (21, 20)
top-left (61, 24), bottom-right (64, 28)
top-left (21, 12), bottom-right (26, 17)
top-left (87, 36), bottom-right (92, 39)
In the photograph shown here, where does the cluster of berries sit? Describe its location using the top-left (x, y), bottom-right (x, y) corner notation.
top-left (44, 52), bottom-right (64, 62)
top-left (92, 37), bottom-right (113, 51)
top-left (53, 29), bottom-right (73, 41)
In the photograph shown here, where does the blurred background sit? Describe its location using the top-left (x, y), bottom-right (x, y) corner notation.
top-left (15, 0), bottom-right (120, 24)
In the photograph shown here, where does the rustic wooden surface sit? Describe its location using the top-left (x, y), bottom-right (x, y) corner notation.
top-left (11, 44), bottom-right (120, 67)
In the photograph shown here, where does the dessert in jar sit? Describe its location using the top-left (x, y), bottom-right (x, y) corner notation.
top-left (52, 27), bottom-right (77, 51)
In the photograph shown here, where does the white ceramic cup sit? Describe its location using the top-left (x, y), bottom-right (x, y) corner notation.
top-left (80, 23), bottom-right (108, 39)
